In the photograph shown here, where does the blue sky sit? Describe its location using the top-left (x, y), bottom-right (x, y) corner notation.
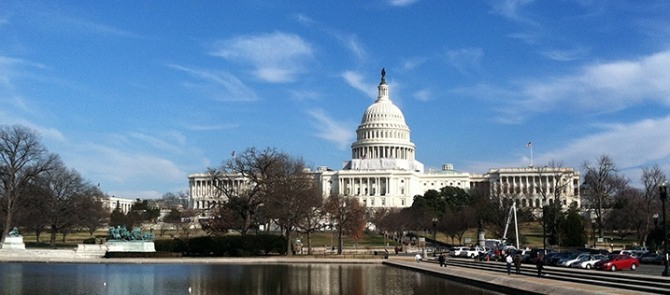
top-left (2, 1), bottom-right (670, 199)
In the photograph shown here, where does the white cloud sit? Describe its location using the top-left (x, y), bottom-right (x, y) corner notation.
top-left (445, 48), bottom-right (484, 76)
top-left (457, 49), bottom-right (670, 122)
top-left (413, 89), bottom-right (432, 102)
top-left (186, 123), bottom-right (239, 131)
top-left (518, 50), bottom-right (670, 114)
top-left (211, 32), bottom-right (314, 83)
top-left (490, 0), bottom-right (537, 24)
top-left (531, 115), bottom-right (670, 185)
top-left (342, 71), bottom-right (376, 99)
top-left (168, 64), bottom-right (258, 102)
top-left (388, 0), bottom-right (419, 7)
top-left (307, 108), bottom-right (354, 150)
top-left (541, 47), bottom-right (590, 61)
top-left (334, 33), bottom-right (367, 60)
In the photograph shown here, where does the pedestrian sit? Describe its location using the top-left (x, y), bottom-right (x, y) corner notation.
top-left (505, 254), bottom-right (513, 275)
top-left (513, 254), bottom-right (522, 274)
top-left (536, 254), bottom-right (544, 277)
top-left (415, 253), bottom-right (422, 263)
top-left (438, 254), bottom-right (446, 267)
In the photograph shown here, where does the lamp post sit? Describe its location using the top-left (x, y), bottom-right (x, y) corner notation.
top-left (432, 217), bottom-right (438, 242)
top-left (542, 205), bottom-right (547, 253)
top-left (591, 219), bottom-right (596, 248)
top-left (659, 182), bottom-right (669, 277)
top-left (653, 213), bottom-right (659, 251)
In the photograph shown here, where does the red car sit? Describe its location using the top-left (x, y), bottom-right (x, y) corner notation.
top-left (594, 254), bottom-right (640, 271)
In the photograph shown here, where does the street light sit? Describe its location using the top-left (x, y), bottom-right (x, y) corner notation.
top-left (659, 182), bottom-right (669, 277)
top-left (591, 218), bottom-right (596, 248)
top-left (432, 217), bottom-right (438, 242)
top-left (653, 213), bottom-right (659, 250)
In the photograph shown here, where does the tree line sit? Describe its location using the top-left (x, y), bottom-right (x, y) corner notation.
top-left (200, 147), bottom-right (367, 255)
top-left (0, 125), bottom-right (108, 247)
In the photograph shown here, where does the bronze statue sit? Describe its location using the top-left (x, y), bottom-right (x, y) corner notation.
top-left (8, 226), bottom-right (20, 237)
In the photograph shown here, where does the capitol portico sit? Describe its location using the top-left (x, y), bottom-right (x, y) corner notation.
top-left (188, 69), bottom-right (580, 212)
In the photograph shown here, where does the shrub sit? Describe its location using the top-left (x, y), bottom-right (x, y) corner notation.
top-left (156, 234), bottom-right (287, 257)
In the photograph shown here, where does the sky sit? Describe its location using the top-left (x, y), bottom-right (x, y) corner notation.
top-left (2, 1), bottom-right (670, 199)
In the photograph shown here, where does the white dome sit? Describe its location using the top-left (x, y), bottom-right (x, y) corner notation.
top-left (361, 99), bottom-right (407, 126)
top-left (346, 69), bottom-right (422, 171)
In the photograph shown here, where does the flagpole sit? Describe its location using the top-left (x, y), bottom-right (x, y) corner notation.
top-left (530, 144), bottom-right (533, 168)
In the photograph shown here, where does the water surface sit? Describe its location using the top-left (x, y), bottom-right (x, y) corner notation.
top-left (0, 263), bottom-right (499, 295)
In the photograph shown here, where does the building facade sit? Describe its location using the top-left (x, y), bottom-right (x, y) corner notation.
top-left (188, 70), bottom-right (580, 211)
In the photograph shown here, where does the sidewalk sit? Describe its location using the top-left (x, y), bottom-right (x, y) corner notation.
top-left (384, 260), bottom-right (650, 295)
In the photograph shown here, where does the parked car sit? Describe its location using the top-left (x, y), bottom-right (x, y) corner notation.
top-left (524, 249), bottom-right (554, 264)
top-left (460, 246), bottom-right (486, 258)
top-left (640, 252), bottom-right (663, 265)
top-left (547, 252), bottom-right (573, 266)
top-left (630, 247), bottom-right (649, 256)
top-left (558, 253), bottom-right (590, 267)
top-left (570, 254), bottom-right (607, 269)
top-left (450, 246), bottom-right (469, 257)
top-left (594, 254), bottom-right (640, 271)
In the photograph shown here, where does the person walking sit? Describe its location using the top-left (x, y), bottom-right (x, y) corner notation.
top-left (536, 254), bottom-right (544, 277)
top-left (505, 254), bottom-right (513, 275)
top-left (438, 254), bottom-right (446, 267)
top-left (513, 254), bottom-right (522, 274)
top-left (415, 253), bottom-right (422, 263)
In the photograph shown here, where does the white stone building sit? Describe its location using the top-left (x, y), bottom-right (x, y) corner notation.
top-left (105, 196), bottom-right (136, 214)
top-left (188, 69), bottom-right (580, 211)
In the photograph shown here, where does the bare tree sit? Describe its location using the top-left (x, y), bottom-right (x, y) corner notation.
top-left (0, 125), bottom-right (59, 243)
top-left (536, 161), bottom-right (577, 248)
top-left (638, 165), bottom-right (666, 246)
top-left (263, 155), bottom-right (322, 256)
top-left (78, 189), bottom-right (109, 237)
top-left (208, 147), bottom-right (287, 235)
top-left (324, 195), bottom-right (366, 255)
top-left (159, 191), bottom-right (189, 210)
top-left (582, 155), bottom-right (628, 237)
top-left (33, 161), bottom-right (91, 247)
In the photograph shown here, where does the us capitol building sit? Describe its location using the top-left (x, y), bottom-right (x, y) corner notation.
top-left (188, 70), bottom-right (581, 213)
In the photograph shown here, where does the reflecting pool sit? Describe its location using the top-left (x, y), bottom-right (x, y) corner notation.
top-left (0, 263), bottom-right (500, 295)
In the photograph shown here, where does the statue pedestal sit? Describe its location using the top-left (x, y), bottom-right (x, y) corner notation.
top-left (106, 240), bottom-right (155, 252)
top-left (2, 236), bottom-right (26, 250)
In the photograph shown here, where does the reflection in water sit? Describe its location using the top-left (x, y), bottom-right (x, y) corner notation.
top-left (0, 263), bottom-right (499, 295)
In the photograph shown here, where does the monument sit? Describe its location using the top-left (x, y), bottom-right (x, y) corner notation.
top-left (105, 225), bottom-right (156, 252)
top-left (1, 227), bottom-right (26, 250)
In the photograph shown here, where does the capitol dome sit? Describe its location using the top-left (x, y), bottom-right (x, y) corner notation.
top-left (347, 69), bottom-right (423, 172)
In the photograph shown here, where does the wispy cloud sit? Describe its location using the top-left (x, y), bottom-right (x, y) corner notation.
top-left (306, 108), bottom-right (354, 150)
top-left (57, 16), bottom-right (146, 39)
top-left (210, 32), bottom-right (314, 83)
top-left (334, 33), bottom-right (367, 60)
top-left (541, 47), bottom-right (590, 61)
top-left (532, 115), bottom-right (670, 184)
top-left (0, 55), bottom-right (48, 88)
top-left (388, 0), bottom-right (420, 7)
top-left (458, 50), bottom-right (670, 122)
top-left (517, 50), bottom-right (670, 114)
top-left (342, 71), bottom-right (376, 99)
top-left (490, 0), bottom-right (537, 25)
top-left (167, 64), bottom-right (258, 102)
top-left (185, 123), bottom-right (240, 131)
top-left (413, 88), bottom-right (432, 102)
top-left (444, 48), bottom-right (484, 76)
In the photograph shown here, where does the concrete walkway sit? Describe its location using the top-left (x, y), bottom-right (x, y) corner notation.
top-left (384, 259), bottom-right (652, 295)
